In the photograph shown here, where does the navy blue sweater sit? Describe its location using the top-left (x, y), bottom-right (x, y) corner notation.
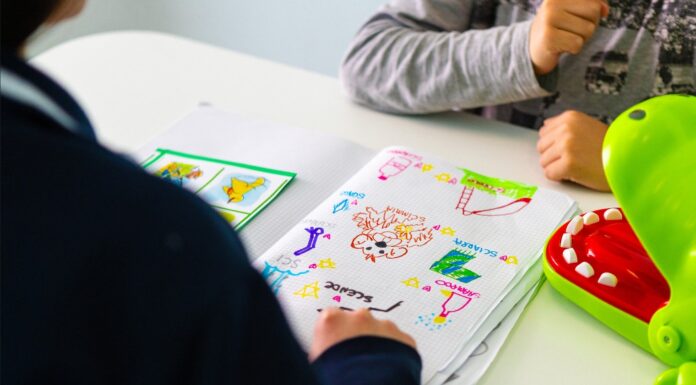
top-left (1, 53), bottom-right (421, 385)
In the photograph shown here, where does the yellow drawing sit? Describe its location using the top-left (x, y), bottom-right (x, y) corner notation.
top-left (223, 177), bottom-right (265, 203)
top-left (435, 173), bottom-right (451, 182)
top-left (318, 258), bottom-right (337, 269)
top-left (402, 277), bottom-right (421, 289)
top-left (505, 255), bottom-right (519, 265)
top-left (294, 281), bottom-right (321, 299)
top-left (422, 164), bottom-right (434, 172)
top-left (440, 227), bottom-right (456, 236)
top-left (396, 223), bottom-right (413, 240)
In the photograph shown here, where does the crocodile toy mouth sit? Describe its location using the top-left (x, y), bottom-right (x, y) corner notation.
top-left (545, 208), bottom-right (670, 323)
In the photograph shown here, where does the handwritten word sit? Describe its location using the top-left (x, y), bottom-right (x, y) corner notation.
top-left (465, 177), bottom-right (505, 194)
top-left (385, 205), bottom-right (426, 223)
top-left (316, 301), bottom-right (403, 313)
top-left (293, 227), bottom-right (325, 256)
top-left (435, 279), bottom-right (481, 298)
top-left (430, 249), bottom-right (481, 283)
top-left (325, 281), bottom-right (373, 303)
top-left (453, 238), bottom-right (498, 257)
top-left (341, 191), bottom-right (366, 199)
top-left (294, 281), bottom-right (320, 299)
top-left (302, 219), bottom-right (337, 229)
top-left (387, 149), bottom-right (422, 160)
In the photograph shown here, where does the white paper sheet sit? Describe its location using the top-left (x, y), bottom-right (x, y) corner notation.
top-left (255, 146), bottom-right (577, 383)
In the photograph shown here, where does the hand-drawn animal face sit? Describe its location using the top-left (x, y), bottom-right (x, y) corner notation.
top-left (351, 232), bottom-right (408, 262)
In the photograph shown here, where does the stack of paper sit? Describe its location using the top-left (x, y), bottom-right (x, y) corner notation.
top-left (137, 107), bottom-right (577, 384)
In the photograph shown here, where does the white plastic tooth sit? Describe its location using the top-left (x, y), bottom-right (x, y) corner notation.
top-left (563, 248), bottom-right (578, 264)
top-left (566, 215), bottom-right (584, 235)
top-left (561, 233), bottom-right (572, 248)
top-left (604, 208), bottom-right (623, 221)
top-left (598, 272), bottom-right (618, 287)
top-left (583, 212), bottom-right (599, 225)
top-left (575, 262), bottom-right (595, 278)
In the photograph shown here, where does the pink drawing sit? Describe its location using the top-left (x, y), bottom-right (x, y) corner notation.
top-left (456, 186), bottom-right (531, 217)
top-left (351, 207), bottom-right (433, 263)
top-left (309, 264), bottom-right (318, 269)
top-left (433, 290), bottom-right (472, 324)
top-left (351, 200), bottom-right (359, 206)
top-left (323, 234), bottom-right (332, 240)
top-left (422, 285), bottom-right (432, 292)
top-left (378, 156), bottom-right (412, 181)
top-left (432, 225), bottom-right (441, 230)
top-left (332, 296), bottom-right (342, 302)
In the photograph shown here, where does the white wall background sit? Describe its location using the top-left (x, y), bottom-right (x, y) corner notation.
top-left (28, 0), bottom-right (384, 77)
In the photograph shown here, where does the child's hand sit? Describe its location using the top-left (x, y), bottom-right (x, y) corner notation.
top-left (537, 110), bottom-right (611, 191)
top-left (529, 0), bottom-right (609, 75)
top-left (309, 307), bottom-right (417, 361)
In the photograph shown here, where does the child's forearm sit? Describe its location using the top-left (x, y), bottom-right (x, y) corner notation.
top-left (340, 4), bottom-right (556, 114)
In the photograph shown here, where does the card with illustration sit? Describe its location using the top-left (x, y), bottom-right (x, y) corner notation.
top-left (142, 149), bottom-right (295, 230)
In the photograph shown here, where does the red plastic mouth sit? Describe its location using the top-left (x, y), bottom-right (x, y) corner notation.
top-left (545, 208), bottom-right (670, 323)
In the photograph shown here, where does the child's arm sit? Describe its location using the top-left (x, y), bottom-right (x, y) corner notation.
top-left (340, 0), bottom-right (606, 114)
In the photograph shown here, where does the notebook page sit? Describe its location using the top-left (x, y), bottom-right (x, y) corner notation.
top-left (135, 106), bottom-right (375, 258)
top-left (256, 146), bottom-right (576, 382)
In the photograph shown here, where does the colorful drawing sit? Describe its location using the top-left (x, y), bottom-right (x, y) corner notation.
top-left (317, 301), bottom-right (403, 313)
top-left (293, 227), bottom-right (325, 256)
top-left (430, 249), bottom-right (481, 283)
top-left (262, 261), bottom-right (309, 294)
top-left (294, 281), bottom-right (321, 299)
top-left (318, 258), bottom-right (337, 269)
top-left (434, 289), bottom-right (472, 324)
top-left (500, 255), bottom-right (519, 265)
top-left (351, 206), bottom-right (434, 263)
top-left (416, 312), bottom-right (453, 331)
top-left (456, 168), bottom-right (538, 217)
top-left (378, 156), bottom-right (413, 181)
top-left (156, 162), bottom-right (203, 187)
top-left (440, 227), bottom-right (456, 236)
top-left (332, 199), bottom-right (350, 214)
top-left (223, 176), bottom-right (265, 203)
top-left (402, 277), bottom-right (421, 288)
top-left (324, 281), bottom-right (373, 303)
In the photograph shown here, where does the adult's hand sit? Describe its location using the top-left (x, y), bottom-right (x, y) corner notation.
top-left (309, 308), bottom-right (417, 361)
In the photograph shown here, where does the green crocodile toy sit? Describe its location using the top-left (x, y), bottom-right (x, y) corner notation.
top-left (543, 94), bottom-right (696, 385)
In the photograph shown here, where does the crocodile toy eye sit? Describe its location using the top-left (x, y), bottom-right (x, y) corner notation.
top-left (629, 109), bottom-right (646, 120)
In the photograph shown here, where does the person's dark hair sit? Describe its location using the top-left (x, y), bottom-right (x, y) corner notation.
top-left (1, 0), bottom-right (61, 52)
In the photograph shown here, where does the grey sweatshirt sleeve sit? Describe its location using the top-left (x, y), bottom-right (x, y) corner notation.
top-left (340, 0), bottom-right (555, 114)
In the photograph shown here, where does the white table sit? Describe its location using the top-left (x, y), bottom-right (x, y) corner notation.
top-left (33, 31), bottom-right (666, 385)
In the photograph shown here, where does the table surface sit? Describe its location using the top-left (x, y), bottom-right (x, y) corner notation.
top-left (33, 31), bottom-right (665, 384)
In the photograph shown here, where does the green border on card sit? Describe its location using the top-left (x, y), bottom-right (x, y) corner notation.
top-left (150, 148), bottom-right (296, 177)
top-left (141, 148), bottom-right (295, 231)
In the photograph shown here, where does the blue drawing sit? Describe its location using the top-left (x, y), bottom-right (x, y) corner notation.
top-left (262, 262), bottom-right (309, 294)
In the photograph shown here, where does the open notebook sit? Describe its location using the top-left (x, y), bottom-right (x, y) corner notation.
top-left (135, 107), bottom-right (577, 385)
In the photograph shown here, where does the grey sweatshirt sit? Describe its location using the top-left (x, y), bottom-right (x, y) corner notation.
top-left (340, 0), bottom-right (696, 128)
